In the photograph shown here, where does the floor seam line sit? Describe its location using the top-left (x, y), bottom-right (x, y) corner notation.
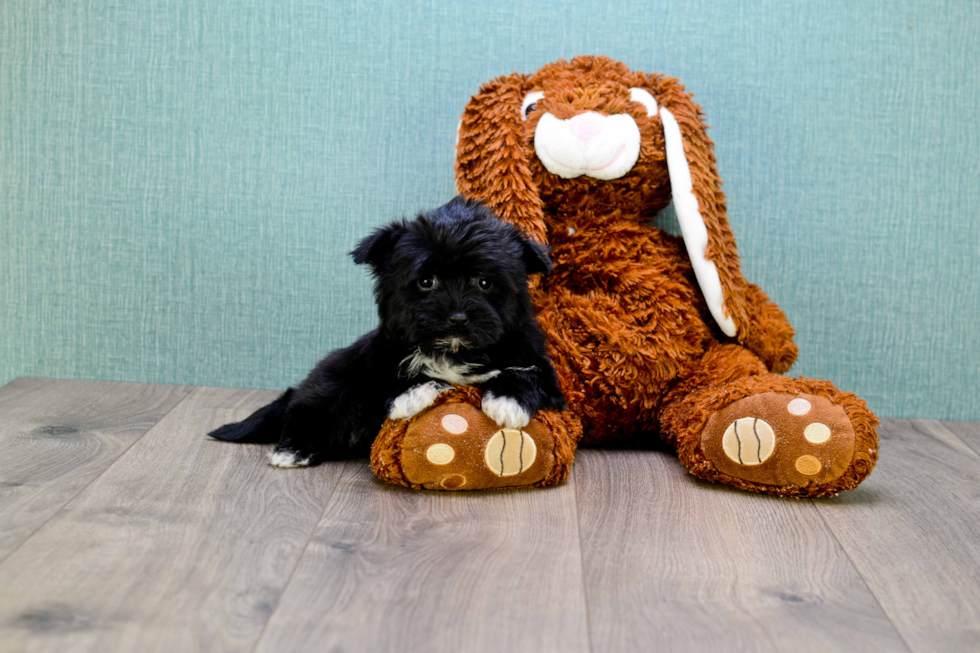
top-left (911, 418), bottom-right (980, 461)
top-left (0, 384), bottom-right (195, 568)
top-left (811, 497), bottom-right (915, 653)
top-left (249, 460), bottom-right (349, 653)
top-left (573, 460), bottom-right (597, 653)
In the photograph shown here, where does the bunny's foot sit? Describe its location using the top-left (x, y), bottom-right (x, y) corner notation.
top-left (371, 386), bottom-right (580, 490)
top-left (678, 382), bottom-right (878, 497)
top-left (699, 391), bottom-right (874, 495)
top-left (661, 345), bottom-right (879, 498)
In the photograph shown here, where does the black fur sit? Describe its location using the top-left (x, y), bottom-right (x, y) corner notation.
top-left (208, 196), bottom-right (566, 466)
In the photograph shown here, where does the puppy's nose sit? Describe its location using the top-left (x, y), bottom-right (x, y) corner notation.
top-left (568, 112), bottom-right (604, 143)
top-left (448, 312), bottom-right (469, 326)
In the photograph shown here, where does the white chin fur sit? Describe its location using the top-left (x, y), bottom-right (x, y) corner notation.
top-left (388, 380), bottom-right (451, 420)
top-left (268, 449), bottom-right (311, 468)
top-left (481, 393), bottom-right (532, 429)
top-left (534, 112), bottom-right (641, 180)
top-left (399, 349), bottom-right (501, 385)
top-left (433, 336), bottom-right (469, 353)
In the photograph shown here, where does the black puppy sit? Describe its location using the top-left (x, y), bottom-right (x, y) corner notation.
top-left (208, 196), bottom-right (566, 467)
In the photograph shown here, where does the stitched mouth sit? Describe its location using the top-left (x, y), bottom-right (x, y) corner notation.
top-left (542, 142), bottom-right (626, 173)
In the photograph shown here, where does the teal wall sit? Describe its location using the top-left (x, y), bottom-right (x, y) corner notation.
top-left (1, 0), bottom-right (978, 420)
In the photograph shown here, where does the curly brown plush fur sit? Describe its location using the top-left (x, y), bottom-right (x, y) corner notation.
top-left (449, 56), bottom-right (878, 497)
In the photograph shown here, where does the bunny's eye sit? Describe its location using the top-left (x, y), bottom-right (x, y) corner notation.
top-left (522, 91), bottom-right (545, 121)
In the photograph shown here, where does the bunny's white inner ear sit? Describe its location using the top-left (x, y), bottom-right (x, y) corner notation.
top-left (629, 88), bottom-right (658, 116)
top-left (660, 106), bottom-right (738, 337)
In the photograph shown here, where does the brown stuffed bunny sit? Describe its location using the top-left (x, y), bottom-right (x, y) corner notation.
top-left (372, 56), bottom-right (878, 497)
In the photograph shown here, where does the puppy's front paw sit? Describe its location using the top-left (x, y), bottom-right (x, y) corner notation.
top-left (268, 448), bottom-right (312, 468)
top-left (481, 392), bottom-right (532, 429)
top-left (388, 381), bottom-right (451, 420)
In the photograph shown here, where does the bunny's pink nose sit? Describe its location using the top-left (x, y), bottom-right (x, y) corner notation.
top-left (567, 112), bottom-right (604, 143)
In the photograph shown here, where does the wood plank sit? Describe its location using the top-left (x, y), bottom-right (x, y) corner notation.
top-left (0, 377), bottom-right (191, 561)
top-left (941, 420), bottom-right (980, 457)
top-left (816, 418), bottom-right (980, 652)
top-left (0, 385), bottom-right (345, 653)
top-left (253, 464), bottom-right (590, 653)
top-left (576, 449), bottom-right (909, 653)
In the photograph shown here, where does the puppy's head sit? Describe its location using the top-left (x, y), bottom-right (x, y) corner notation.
top-left (351, 195), bottom-right (551, 353)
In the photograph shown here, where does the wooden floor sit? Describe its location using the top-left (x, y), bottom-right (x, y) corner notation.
top-left (0, 379), bottom-right (978, 653)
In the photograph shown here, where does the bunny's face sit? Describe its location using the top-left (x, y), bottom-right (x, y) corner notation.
top-left (519, 59), bottom-right (673, 221)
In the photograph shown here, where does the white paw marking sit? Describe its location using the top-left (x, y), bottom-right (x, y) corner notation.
top-left (441, 413), bottom-right (469, 434)
top-left (721, 418), bottom-right (776, 466)
top-left (425, 443), bottom-right (455, 465)
top-left (481, 393), bottom-right (531, 429)
top-left (787, 398), bottom-right (812, 415)
top-left (268, 449), bottom-right (311, 468)
top-left (388, 381), bottom-right (450, 420)
top-left (804, 422), bottom-right (831, 444)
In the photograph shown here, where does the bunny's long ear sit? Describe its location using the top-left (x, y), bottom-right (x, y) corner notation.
top-left (654, 77), bottom-right (753, 339)
top-left (455, 74), bottom-right (549, 245)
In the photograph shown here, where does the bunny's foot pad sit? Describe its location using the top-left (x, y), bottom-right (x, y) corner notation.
top-left (371, 389), bottom-right (578, 491)
top-left (701, 392), bottom-right (857, 492)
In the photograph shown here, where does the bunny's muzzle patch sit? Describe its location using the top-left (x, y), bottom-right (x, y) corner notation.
top-left (533, 111), bottom-right (641, 181)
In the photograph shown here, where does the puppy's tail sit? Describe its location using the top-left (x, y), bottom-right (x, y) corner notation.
top-left (207, 388), bottom-right (293, 443)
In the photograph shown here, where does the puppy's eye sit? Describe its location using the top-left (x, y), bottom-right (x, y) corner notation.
top-left (522, 91), bottom-right (544, 121)
top-left (477, 277), bottom-right (492, 291)
top-left (417, 277), bottom-right (437, 291)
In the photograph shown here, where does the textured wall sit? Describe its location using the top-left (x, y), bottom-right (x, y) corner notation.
top-left (1, 0), bottom-right (978, 420)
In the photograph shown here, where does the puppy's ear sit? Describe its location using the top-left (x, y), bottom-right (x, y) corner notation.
top-left (514, 230), bottom-right (553, 277)
top-left (350, 222), bottom-right (407, 271)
